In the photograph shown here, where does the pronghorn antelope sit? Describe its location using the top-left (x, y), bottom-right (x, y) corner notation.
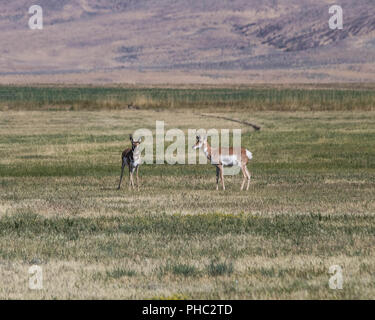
top-left (192, 135), bottom-right (253, 191)
top-left (117, 135), bottom-right (142, 190)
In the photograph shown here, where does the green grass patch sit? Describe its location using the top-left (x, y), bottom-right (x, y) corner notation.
top-left (162, 263), bottom-right (200, 277)
top-left (1, 86), bottom-right (374, 111)
top-left (207, 258), bottom-right (234, 276)
top-left (2, 212), bottom-right (374, 242)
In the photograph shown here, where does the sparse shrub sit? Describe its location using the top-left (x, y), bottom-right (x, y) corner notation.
top-left (172, 264), bottom-right (199, 277)
top-left (105, 268), bottom-right (136, 279)
top-left (162, 262), bottom-right (200, 277)
top-left (207, 258), bottom-right (234, 276)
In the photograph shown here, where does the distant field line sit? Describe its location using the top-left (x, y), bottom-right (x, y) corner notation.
top-left (199, 113), bottom-right (261, 131)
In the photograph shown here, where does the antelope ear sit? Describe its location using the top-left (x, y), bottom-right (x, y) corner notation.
top-left (196, 135), bottom-right (200, 140)
top-left (129, 134), bottom-right (133, 141)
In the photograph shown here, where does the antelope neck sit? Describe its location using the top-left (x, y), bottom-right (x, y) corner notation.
top-left (203, 141), bottom-right (211, 159)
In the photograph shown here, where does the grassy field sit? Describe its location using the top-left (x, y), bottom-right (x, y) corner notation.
top-left (1, 85), bottom-right (375, 111)
top-left (0, 86), bottom-right (374, 299)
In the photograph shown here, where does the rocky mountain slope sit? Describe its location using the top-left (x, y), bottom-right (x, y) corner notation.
top-left (0, 0), bottom-right (374, 84)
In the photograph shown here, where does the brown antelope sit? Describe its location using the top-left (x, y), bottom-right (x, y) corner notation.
top-left (117, 135), bottom-right (142, 190)
top-left (192, 135), bottom-right (252, 191)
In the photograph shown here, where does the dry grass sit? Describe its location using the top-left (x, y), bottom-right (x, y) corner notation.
top-left (0, 108), bottom-right (374, 299)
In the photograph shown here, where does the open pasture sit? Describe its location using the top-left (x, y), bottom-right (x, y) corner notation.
top-left (0, 86), bottom-right (374, 299)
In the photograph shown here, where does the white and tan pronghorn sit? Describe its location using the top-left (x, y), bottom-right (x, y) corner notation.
top-left (192, 135), bottom-right (253, 190)
top-left (117, 135), bottom-right (142, 190)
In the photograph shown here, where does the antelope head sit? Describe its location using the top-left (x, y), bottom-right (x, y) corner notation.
top-left (130, 135), bottom-right (142, 150)
top-left (192, 135), bottom-right (206, 150)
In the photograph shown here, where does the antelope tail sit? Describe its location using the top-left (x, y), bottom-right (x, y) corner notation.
top-left (245, 149), bottom-right (253, 160)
